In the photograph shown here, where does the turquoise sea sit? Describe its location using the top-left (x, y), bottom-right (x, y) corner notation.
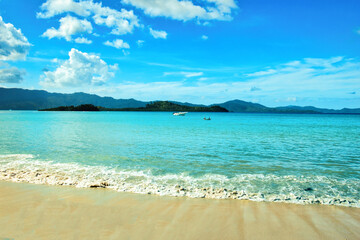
top-left (0, 111), bottom-right (359, 207)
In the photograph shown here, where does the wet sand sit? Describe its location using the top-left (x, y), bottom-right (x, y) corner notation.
top-left (0, 181), bottom-right (359, 240)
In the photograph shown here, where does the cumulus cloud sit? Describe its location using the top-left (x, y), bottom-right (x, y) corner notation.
top-left (37, 0), bottom-right (91, 18)
top-left (121, 0), bottom-right (237, 22)
top-left (37, 0), bottom-right (140, 36)
top-left (74, 37), bottom-right (92, 44)
top-left (104, 39), bottom-right (130, 49)
top-left (37, 0), bottom-right (236, 41)
top-left (149, 28), bottom-right (167, 39)
top-left (40, 48), bottom-right (116, 88)
top-left (109, 63), bottom-right (119, 71)
top-left (0, 16), bottom-right (31, 61)
top-left (42, 15), bottom-right (92, 41)
top-left (0, 67), bottom-right (25, 83)
top-left (91, 3), bottom-right (139, 35)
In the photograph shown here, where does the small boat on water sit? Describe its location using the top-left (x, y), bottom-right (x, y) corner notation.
top-left (203, 117), bottom-right (211, 120)
top-left (173, 112), bottom-right (188, 116)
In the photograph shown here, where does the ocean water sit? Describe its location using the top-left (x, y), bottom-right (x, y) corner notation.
top-left (0, 111), bottom-right (359, 207)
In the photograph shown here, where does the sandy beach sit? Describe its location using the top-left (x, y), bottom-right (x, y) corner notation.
top-left (0, 181), bottom-right (359, 240)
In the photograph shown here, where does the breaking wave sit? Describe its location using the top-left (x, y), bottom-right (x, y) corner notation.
top-left (0, 154), bottom-right (359, 207)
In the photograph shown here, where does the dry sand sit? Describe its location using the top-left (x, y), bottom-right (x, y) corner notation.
top-left (0, 181), bottom-right (359, 240)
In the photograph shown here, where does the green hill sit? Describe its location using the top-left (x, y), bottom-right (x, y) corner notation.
top-left (116, 101), bottom-right (228, 112)
top-left (40, 102), bottom-right (228, 112)
top-left (1, 87), bottom-right (359, 114)
top-left (0, 87), bottom-right (146, 110)
top-left (39, 104), bottom-right (100, 111)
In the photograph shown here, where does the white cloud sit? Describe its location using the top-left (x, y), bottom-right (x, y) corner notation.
top-left (286, 97), bottom-right (297, 102)
top-left (284, 60), bottom-right (301, 67)
top-left (149, 28), bottom-right (167, 39)
top-left (0, 67), bottom-right (25, 83)
top-left (37, 0), bottom-right (237, 42)
top-left (90, 57), bottom-right (360, 108)
top-left (164, 71), bottom-right (203, 78)
top-left (104, 39), bottom-right (130, 49)
top-left (201, 35), bottom-right (208, 40)
top-left (243, 56), bottom-right (360, 101)
top-left (121, 0), bottom-right (237, 22)
top-left (246, 69), bottom-right (277, 77)
top-left (37, 0), bottom-right (140, 36)
top-left (109, 63), bottom-right (119, 71)
top-left (0, 16), bottom-right (31, 61)
top-left (40, 48), bottom-right (116, 88)
top-left (186, 72), bottom-right (203, 77)
top-left (74, 37), bottom-right (92, 44)
top-left (91, 3), bottom-right (140, 35)
top-left (42, 15), bottom-right (93, 41)
top-left (136, 40), bottom-right (144, 47)
top-left (37, 0), bottom-right (91, 18)
top-left (90, 81), bottom-right (231, 103)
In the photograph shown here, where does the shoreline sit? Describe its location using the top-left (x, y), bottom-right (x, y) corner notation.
top-left (0, 180), bottom-right (359, 239)
top-left (0, 154), bottom-right (359, 208)
top-left (3, 110), bottom-right (360, 115)
top-left (1, 169), bottom-right (359, 208)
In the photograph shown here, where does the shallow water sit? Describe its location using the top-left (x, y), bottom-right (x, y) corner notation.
top-left (0, 111), bottom-right (359, 206)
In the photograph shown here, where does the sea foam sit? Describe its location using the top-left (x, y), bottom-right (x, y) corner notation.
top-left (0, 154), bottom-right (359, 207)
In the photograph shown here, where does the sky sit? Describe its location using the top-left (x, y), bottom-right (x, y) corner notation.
top-left (0, 0), bottom-right (359, 108)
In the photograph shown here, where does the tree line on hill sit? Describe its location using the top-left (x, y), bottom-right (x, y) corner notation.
top-left (1, 87), bottom-right (359, 114)
top-left (39, 102), bottom-right (229, 112)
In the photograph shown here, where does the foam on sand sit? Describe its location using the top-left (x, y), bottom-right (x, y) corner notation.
top-left (0, 154), bottom-right (359, 207)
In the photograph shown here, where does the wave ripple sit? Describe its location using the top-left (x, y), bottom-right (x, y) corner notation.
top-left (0, 154), bottom-right (359, 207)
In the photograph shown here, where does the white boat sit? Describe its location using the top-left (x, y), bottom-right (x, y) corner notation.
top-left (173, 112), bottom-right (188, 116)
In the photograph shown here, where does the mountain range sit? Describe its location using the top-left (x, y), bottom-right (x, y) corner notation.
top-left (0, 87), bottom-right (146, 110)
top-left (0, 87), bottom-right (359, 114)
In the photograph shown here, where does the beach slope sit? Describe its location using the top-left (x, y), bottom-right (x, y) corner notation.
top-left (0, 181), bottom-right (359, 240)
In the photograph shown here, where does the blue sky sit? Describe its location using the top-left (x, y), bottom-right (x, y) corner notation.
top-left (0, 0), bottom-right (359, 108)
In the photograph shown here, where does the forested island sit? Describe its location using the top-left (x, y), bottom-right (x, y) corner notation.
top-left (39, 101), bottom-right (229, 112)
top-left (39, 104), bottom-right (101, 111)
